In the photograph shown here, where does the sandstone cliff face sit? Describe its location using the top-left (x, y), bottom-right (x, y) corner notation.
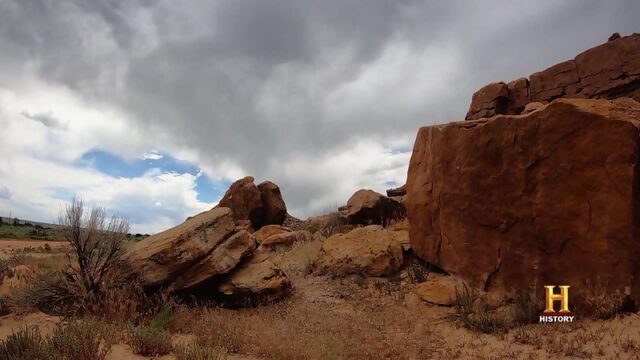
top-left (466, 33), bottom-right (640, 120)
top-left (407, 98), bottom-right (640, 300)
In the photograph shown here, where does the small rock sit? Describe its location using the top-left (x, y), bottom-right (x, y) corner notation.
top-left (415, 274), bottom-right (466, 306)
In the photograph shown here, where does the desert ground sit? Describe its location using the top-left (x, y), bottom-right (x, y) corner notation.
top-left (1, 227), bottom-right (640, 360)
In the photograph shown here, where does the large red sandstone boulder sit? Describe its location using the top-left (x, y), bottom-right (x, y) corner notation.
top-left (465, 33), bottom-right (640, 120)
top-left (258, 181), bottom-right (287, 225)
top-left (465, 82), bottom-right (509, 120)
top-left (218, 176), bottom-right (264, 227)
top-left (407, 98), bottom-right (640, 302)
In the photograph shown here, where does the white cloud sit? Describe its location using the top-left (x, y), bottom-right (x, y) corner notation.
top-left (142, 151), bottom-right (164, 160)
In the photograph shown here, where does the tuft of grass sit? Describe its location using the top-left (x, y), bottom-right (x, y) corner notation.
top-left (581, 278), bottom-right (625, 319)
top-left (0, 321), bottom-right (113, 360)
top-left (512, 291), bottom-right (538, 325)
top-left (452, 285), bottom-right (510, 334)
top-left (48, 320), bottom-right (114, 360)
top-left (150, 303), bottom-right (174, 330)
top-left (174, 342), bottom-right (227, 360)
top-left (125, 324), bottom-right (173, 357)
top-left (0, 326), bottom-right (49, 360)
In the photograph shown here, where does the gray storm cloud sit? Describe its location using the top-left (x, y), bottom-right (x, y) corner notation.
top-left (1, 0), bottom-right (639, 217)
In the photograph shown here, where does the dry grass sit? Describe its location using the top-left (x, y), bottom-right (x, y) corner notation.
top-left (125, 324), bottom-right (173, 357)
top-left (174, 342), bottom-right (227, 360)
top-left (169, 299), bottom-right (444, 359)
top-left (0, 320), bottom-right (114, 360)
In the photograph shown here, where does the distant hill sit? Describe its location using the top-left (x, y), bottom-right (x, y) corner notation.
top-left (0, 216), bottom-right (62, 229)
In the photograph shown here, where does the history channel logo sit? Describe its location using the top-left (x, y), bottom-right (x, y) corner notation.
top-left (539, 285), bottom-right (576, 323)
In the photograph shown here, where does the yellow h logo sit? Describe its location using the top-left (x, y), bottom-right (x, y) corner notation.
top-left (544, 285), bottom-right (571, 313)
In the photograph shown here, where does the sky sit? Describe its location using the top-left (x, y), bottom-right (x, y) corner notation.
top-left (0, 0), bottom-right (638, 234)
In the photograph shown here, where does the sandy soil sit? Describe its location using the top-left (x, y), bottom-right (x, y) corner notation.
top-left (0, 238), bottom-right (68, 255)
top-left (1, 237), bottom-right (640, 359)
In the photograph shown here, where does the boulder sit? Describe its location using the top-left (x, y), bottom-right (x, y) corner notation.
top-left (386, 184), bottom-right (407, 197)
top-left (465, 33), bottom-right (640, 119)
top-left (312, 225), bottom-right (403, 277)
top-left (407, 98), bottom-right (640, 302)
top-left (253, 224), bottom-right (292, 244)
top-left (261, 230), bottom-right (313, 247)
top-left (218, 176), bottom-right (264, 228)
top-left (258, 181), bottom-right (287, 225)
top-left (345, 189), bottom-right (405, 225)
top-left (529, 60), bottom-right (580, 101)
top-left (170, 230), bottom-right (257, 290)
top-left (416, 274), bottom-right (466, 306)
top-left (506, 78), bottom-right (530, 114)
top-left (218, 256), bottom-right (290, 298)
top-left (522, 101), bottom-right (545, 114)
top-left (465, 82), bottom-right (509, 120)
top-left (125, 207), bottom-right (235, 286)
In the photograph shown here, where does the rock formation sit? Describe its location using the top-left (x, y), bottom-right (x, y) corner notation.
top-left (466, 33), bottom-right (640, 120)
top-left (258, 181), bottom-right (288, 225)
top-left (407, 97), bottom-right (640, 301)
top-left (312, 225), bottom-right (404, 277)
top-left (126, 177), bottom-right (292, 298)
top-left (345, 189), bottom-right (405, 225)
top-left (125, 207), bottom-right (236, 287)
top-left (217, 177), bottom-right (289, 229)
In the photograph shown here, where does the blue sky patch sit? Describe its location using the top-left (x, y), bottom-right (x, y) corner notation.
top-left (75, 149), bottom-right (226, 203)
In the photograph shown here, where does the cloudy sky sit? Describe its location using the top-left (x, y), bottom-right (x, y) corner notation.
top-left (0, 1), bottom-right (638, 233)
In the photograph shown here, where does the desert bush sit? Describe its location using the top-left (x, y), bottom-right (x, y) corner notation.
top-left (174, 342), bottom-right (227, 360)
top-left (48, 320), bottom-right (114, 360)
top-left (407, 260), bottom-right (429, 283)
top-left (150, 303), bottom-right (174, 330)
top-left (512, 291), bottom-right (538, 325)
top-left (8, 271), bottom-right (75, 314)
top-left (59, 198), bottom-right (129, 301)
top-left (580, 278), bottom-right (625, 319)
top-left (125, 325), bottom-right (173, 356)
top-left (316, 212), bottom-right (344, 238)
top-left (452, 285), bottom-right (510, 334)
top-left (0, 326), bottom-right (49, 360)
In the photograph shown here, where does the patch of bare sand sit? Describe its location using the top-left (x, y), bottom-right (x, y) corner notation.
top-left (0, 238), bottom-right (68, 259)
top-left (0, 312), bottom-right (61, 339)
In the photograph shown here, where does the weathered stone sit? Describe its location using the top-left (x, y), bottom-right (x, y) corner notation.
top-left (258, 181), bottom-right (287, 225)
top-left (416, 274), bottom-right (466, 306)
top-left (407, 98), bottom-right (640, 301)
top-left (386, 184), bottom-right (407, 197)
top-left (575, 33), bottom-right (640, 101)
top-left (218, 256), bottom-right (290, 298)
top-left (261, 230), bottom-right (313, 247)
top-left (530, 60), bottom-right (580, 101)
top-left (312, 225), bottom-right (403, 277)
top-left (465, 82), bottom-right (509, 120)
top-left (218, 176), bottom-right (264, 227)
top-left (522, 101), bottom-right (545, 114)
top-left (465, 33), bottom-right (640, 118)
top-left (125, 207), bottom-right (236, 286)
top-left (170, 230), bottom-right (257, 290)
top-left (253, 225), bottom-right (292, 244)
top-left (506, 78), bottom-right (530, 114)
top-left (346, 189), bottom-right (405, 225)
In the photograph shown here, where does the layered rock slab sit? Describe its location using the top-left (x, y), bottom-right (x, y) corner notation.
top-left (125, 207), bottom-right (236, 287)
top-left (407, 98), bottom-right (640, 301)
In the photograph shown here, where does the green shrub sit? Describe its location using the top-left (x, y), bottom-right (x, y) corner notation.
top-left (150, 304), bottom-right (174, 330)
top-left (125, 325), bottom-right (172, 356)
